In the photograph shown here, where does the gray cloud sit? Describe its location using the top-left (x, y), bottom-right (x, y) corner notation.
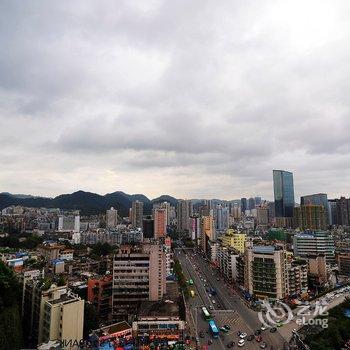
top-left (1, 0), bottom-right (350, 199)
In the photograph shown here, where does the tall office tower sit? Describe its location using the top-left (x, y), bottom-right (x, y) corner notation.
top-left (201, 215), bottom-right (214, 253)
top-left (142, 216), bottom-right (154, 239)
top-left (248, 197), bottom-right (256, 210)
top-left (106, 207), bottom-right (118, 228)
top-left (39, 290), bottom-right (84, 345)
top-left (132, 201), bottom-right (144, 229)
top-left (254, 196), bottom-right (262, 206)
top-left (154, 208), bottom-right (167, 239)
top-left (240, 198), bottom-right (247, 213)
top-left (177, 199), bottom-right (191, 232)
top-left (328, 199), bottom-right (338, 225)
top-left (112, 244), bottom-right (166, 322)
top-left (245, 245), bottom-right (288, 299)
top-left (273, 169), bottom-right (295, 221)
top-left (336, 197), bottom-right (350, 226)
top-left (293, 231), bottom-right (335, 263)
top-left (58, 214), bottom-right (80, 232)
top-left (301, 193), bottom-right (330, 225)
top-left (293, 205), bottom-right (326, 230)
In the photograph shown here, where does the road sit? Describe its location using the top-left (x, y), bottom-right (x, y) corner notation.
top-left (175, 248), bottom-right (288, 350)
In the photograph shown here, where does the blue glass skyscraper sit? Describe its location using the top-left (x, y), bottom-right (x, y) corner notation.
top-left (273, 170), bottom-right (295, 218)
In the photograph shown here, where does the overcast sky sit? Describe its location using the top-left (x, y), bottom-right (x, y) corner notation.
top-left (1, 0), bottom-right (350, 200)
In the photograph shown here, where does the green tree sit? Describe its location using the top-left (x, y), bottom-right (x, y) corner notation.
top-left (0, 261), bottom-right (23, 350)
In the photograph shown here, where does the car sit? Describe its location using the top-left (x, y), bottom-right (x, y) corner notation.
top-left (199, 331), bottom-right (205, 338)
top-left (247, 335), bottom-right (254, 341)
top-left (208, 293), bottom-right (212, 297)
top-left (260, 325), bottom-right (267, 331)
top-left (209, 305), bottom-right (214, 310)
top-left (270, 327), bottom-right (277, 333)
top-left (260, 342), bottom-right (268, 349)
top-left (195, 337), bottom-right (200, 344)
top-left (227, 341), bottom-right (235, 348)
top-left (220, 327), bottom-right (229, 333)
top-left (217, 277), bottom-right (220, 281)
top-left (208, 339), bottom-right (213, 345)
top-left (276, 321), bottom-right (283, 327)
top-left (240, 332), bottom-right (247, 339)
top-left (237, 339), bottom-right (245, 347)
top-left (255, 336), bottom-right (262, 342)
top-left (217, 304), bottom-right (221, 308)
top-left (224, 325), bottom-right (231, 330)
top-left (212, 300), bottom-right (216, 304)
top-left (254, 330), bottom-right (261, 336)
top-left (237, 331), bottom-right (242, 336)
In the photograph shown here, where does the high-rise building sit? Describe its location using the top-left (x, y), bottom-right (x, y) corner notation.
top-left (293, 231), bottom-right (335, 263)
top-left (201, 215), bottom-right (214, 253)
top-left (189, 216), bottom-right (201, 242)
top-left (131, 201), bottom-right (144, 229)
top-left (245, 245), bottom-right (288, 299)
top-left (177, 200), bottom-right (191, 233)
top-left (248, 198), bottom-right (255, 210)
top-left (58, 214), bottom-right (80, 232)
top-left (293, 205), bottom-right (326, 230)
top-left (112, 244), bottom-right (166, 322)
top-left (336, 197), bottom-right (350, 226)
top-left (273, 170), bottom-right (295, 219)
top-left (301, 193), bottom-right (330, 225)
top-left (214, 205), bottom-right (229, 231)
top-left (154, 208), bottom-right (167, 239)
top-left (256, 208), bottom-right (269, 226)
top-left (240, 198), bottom-right (247, 213)
top-left (142, 216), bottom-right (154, 239)
top-left (106, 207), bottom-right (118, 228)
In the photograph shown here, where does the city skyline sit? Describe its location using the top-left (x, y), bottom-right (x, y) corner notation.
top-left (1, 1), bottom-right (350, 200)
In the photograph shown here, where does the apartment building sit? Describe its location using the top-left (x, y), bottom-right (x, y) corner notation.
top-left (245, 245), bottom-right (287, 299)
top-left (39, 290), bottom-right (84, 345)
top-left (217, 246), bottom-right (239, 282)
top-left (293, 231), bottom-right (335, 263)
top-left (286, 259), bottom-right (308, 297)
top-left (112, 244), bottom-right (166, 322)
top-left (221, 229), bottom-right (246, 253)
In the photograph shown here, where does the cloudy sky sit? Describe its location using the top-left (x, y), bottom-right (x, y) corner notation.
top-left (1, 0), bottom-right (350, 200)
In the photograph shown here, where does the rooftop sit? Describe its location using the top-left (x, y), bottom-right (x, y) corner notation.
top-left (138, 300), bottom-right (180, 318)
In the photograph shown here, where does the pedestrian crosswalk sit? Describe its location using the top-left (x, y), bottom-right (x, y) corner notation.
top-left (212, 310), bottom-right (245, 329)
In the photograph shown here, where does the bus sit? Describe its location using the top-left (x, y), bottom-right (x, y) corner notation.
top-left (190, 290), bottom-right (195, 297)
top-left (208, 320), bottom-right (219, 339)
top-left (201, 307), bottom-right (212, 320)
top-left (187, 279), bottom-right (194, 286)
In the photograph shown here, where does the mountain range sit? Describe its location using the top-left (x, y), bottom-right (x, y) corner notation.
top-left (0, 191), bottom-right (242, 217)
top-left (0, 191), bottom-right (178, 217)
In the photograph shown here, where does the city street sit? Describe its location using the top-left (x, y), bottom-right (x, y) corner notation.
top-left (175, 248), bottom-right (288, 350)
